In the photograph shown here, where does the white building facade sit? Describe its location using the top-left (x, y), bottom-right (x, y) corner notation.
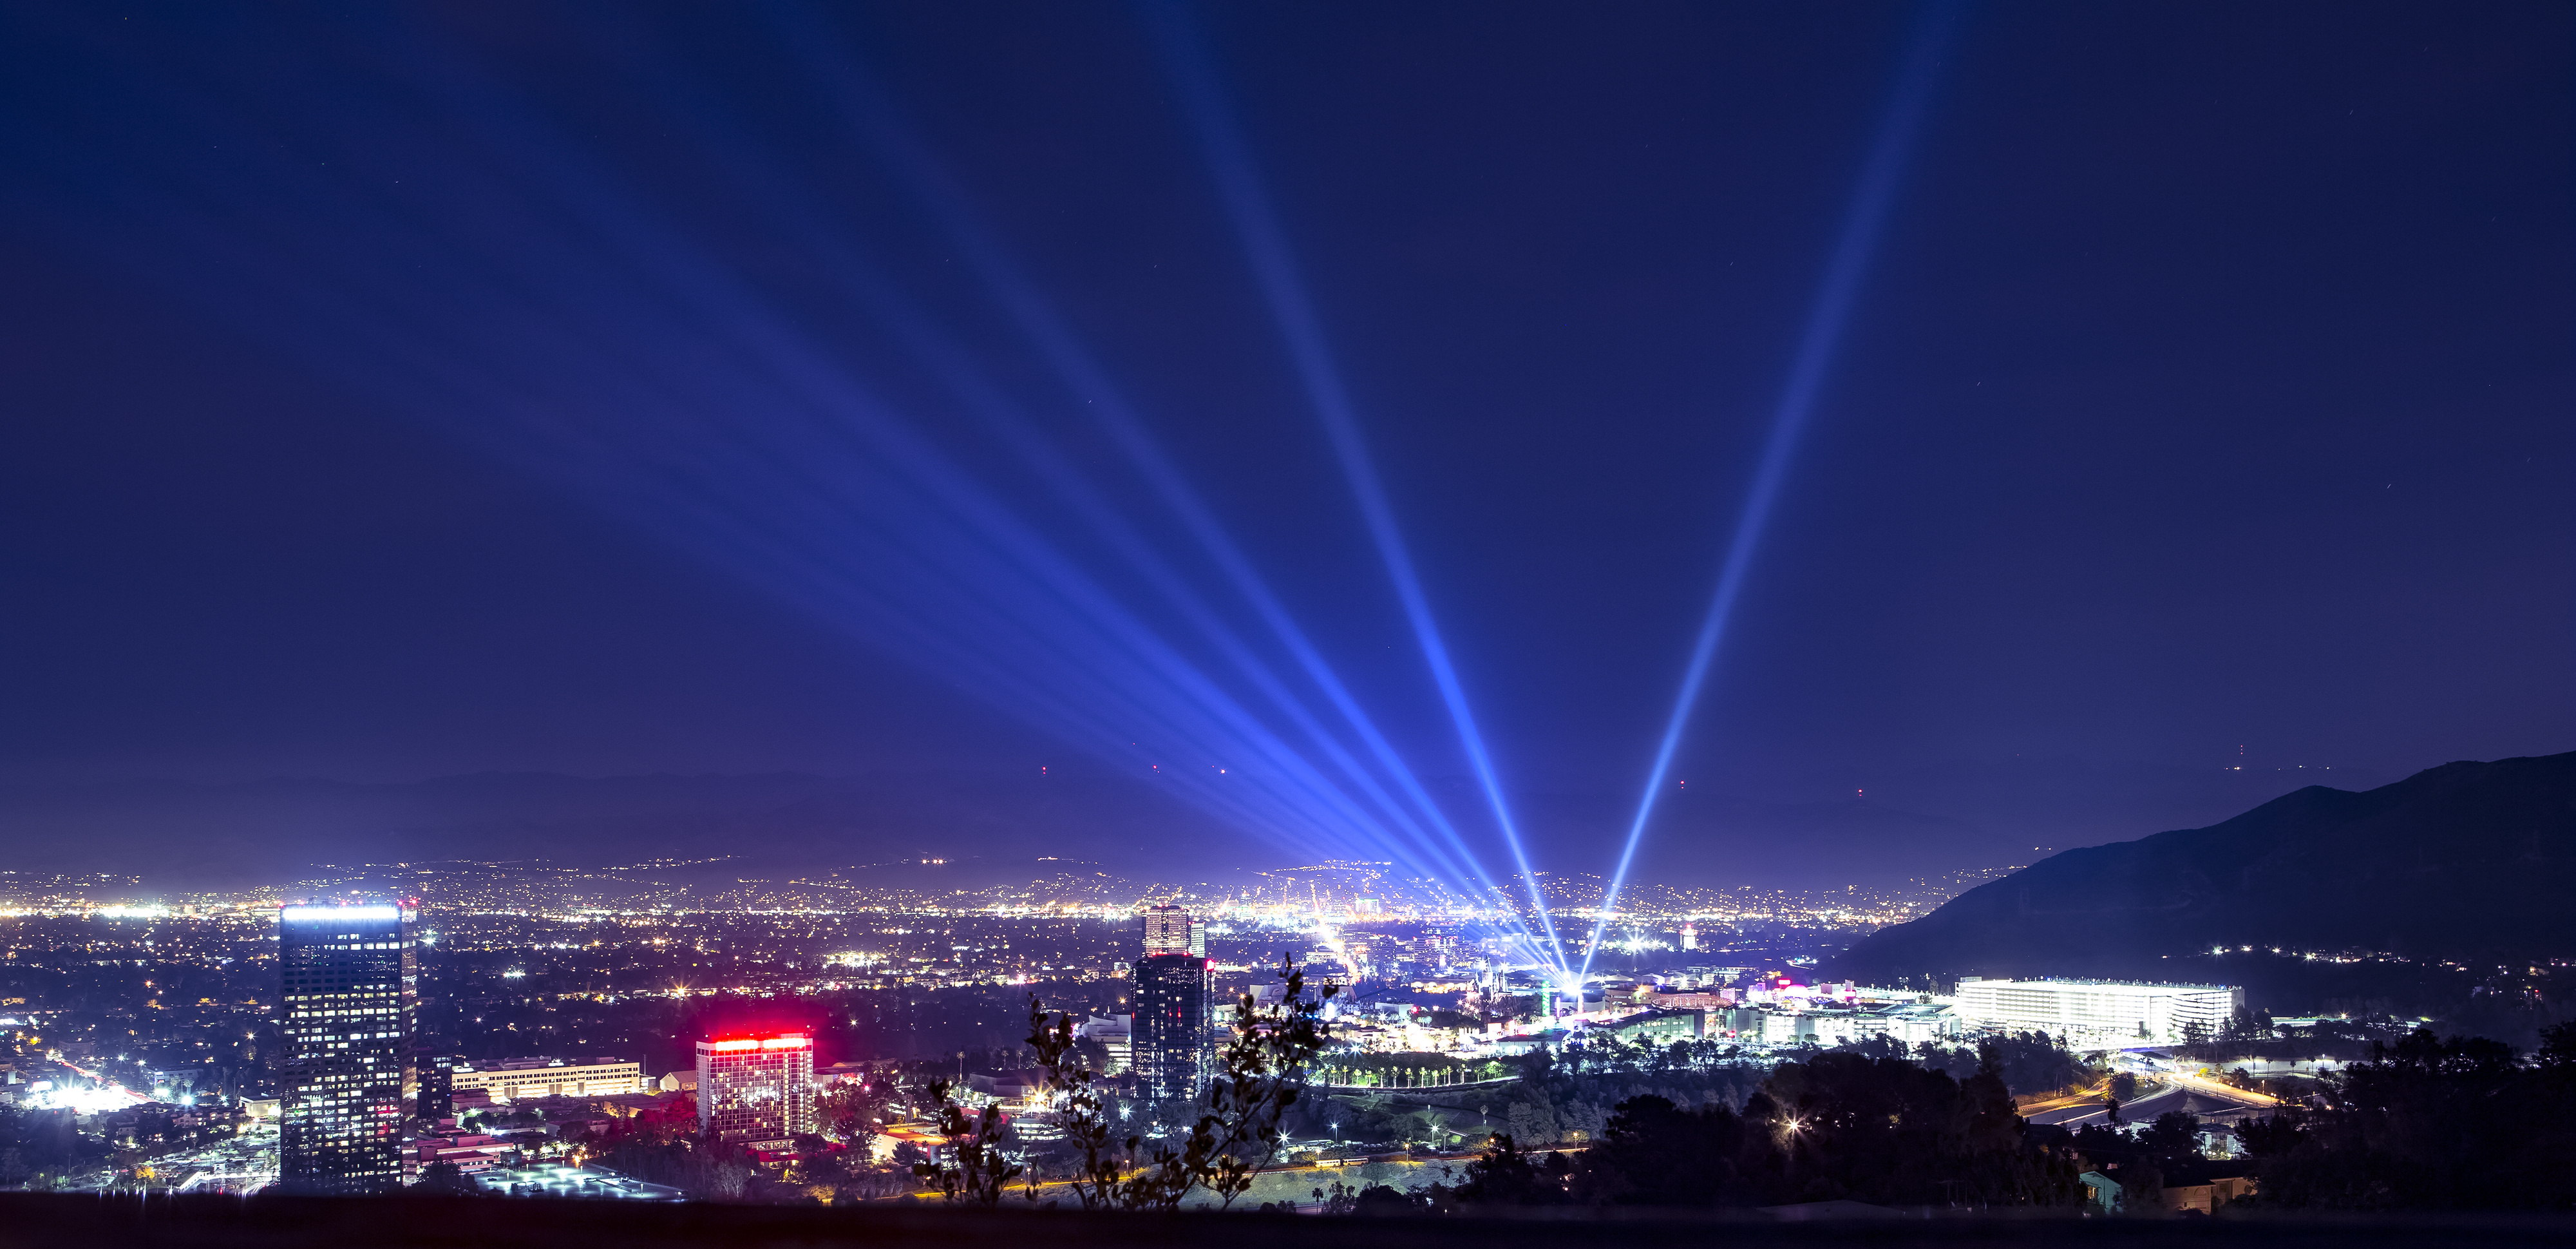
top-left (448, 1056), bottom-right (645, 1102)
top-left (1951, 978), bottom-right (2239, 1047)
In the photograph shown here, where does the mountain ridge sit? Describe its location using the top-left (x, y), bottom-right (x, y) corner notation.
top-left (1830, 751), bottom-right (2576, 983)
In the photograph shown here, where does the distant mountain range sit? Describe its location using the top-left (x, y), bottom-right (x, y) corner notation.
top-left (1832, 752), bottom-right (2576, 984)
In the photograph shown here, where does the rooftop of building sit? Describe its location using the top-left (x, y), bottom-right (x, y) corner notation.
top-left (1958, 978), bottom-right (2234, 992)
top-left (451, 1056), bottom-right (635, 1074)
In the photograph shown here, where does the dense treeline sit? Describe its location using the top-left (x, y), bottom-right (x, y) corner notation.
top-left (1432, 1044), bottom-right (2080, 1210)
top-left (1435, 1031), bottom-right (2085, 1151)
top-left (0, 1106), bottom-right (102, 1191)
top-left (1880, 1033), bottom-right (2092, 1097)
top-left (2228, 1024), bottom-right (2576, 1210)
top-left (1446, 1042), bottom-right (1767, 1149)
top-left (1403, 1024), bottom-right (2576, 1214)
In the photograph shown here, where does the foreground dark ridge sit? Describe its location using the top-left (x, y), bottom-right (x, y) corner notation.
top-left (1834, 750), bottom-right (2576, 983)
top-left (6, 1195), bottom-right (2576, 1249)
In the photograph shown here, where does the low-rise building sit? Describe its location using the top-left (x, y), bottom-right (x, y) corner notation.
top-left (1078, 1015), bottom-right (1132, 1075)
top-left (410, 1132), bottom-right (515, 1177)
top-left (1642, 988), bottom-right (1734, 1011)
top-left (1600, 1008), bottom-right (1701, 1045)
top-left (2161, 1167), bottom-right (2259, 1214)
top-left (449, 1056), bottom-right (645, 1103)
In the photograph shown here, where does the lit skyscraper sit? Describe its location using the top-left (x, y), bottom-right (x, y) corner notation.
top-left (1131, 952), bottom-right (1211, 1101)
top-left (277, 902), bottom-right (417, 1194)
top-left (1141, 903), bottom-right (1204, 957)
top-left (696, 1034), bottom-right (815, 1145)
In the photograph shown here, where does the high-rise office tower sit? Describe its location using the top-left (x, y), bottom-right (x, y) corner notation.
top-left (696, 1034), bottom-right (815, 1145)
top-left (1131, 953), bottom-right (1211, 1101)
top-left (419, 1052), bottom-right (459, 1120)
top-left (278, 902), bottom-right (417, 1193)
top-left (1141, 904), bottom-right (1204, 958)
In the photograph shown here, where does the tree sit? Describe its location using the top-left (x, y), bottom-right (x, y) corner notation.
top-left (815, 1080), bottom-right (884, 1156)
top-left (910, 1080), bottom-right (1019, 1206)
top-left (1566, 1096), bottom-right (1741, 1206)
top-left (1350, 1182), bottom-right (1425, 1215)
top-left (2233, 1110), bottom-right (2306, 1161)
top-left (414, 1160), bottom-right (477, 1195)
top-left (1452, 1133), bottom-right (1568, 1206)
top-left (1019, 957), bottom-right (1338, 1212)
top-left (2137, 1111), bottom-right (2202, 1167)
top-left (2247, 1026), bottom-right (2576, 1210)
top-left (1978, 1033), bottom-right (2089, 1097)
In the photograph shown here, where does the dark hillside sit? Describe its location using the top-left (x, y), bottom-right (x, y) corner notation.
top-left (1833, 752), bottom-right (2576, 984)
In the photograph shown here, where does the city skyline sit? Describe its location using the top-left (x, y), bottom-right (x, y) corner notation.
top-left (3, 753), bottom-right (2565, 1205)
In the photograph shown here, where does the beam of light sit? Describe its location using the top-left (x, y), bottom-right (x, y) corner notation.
top-left (1137, 0), bottom-right (1566, 974)
top-left (2, 8), bottom-right (1565, 935)
top-left (757, 5), bottom-right (1554, 958)
top-left (611, 33), bottom-right (1505, 910)
top-left (1, 12), bottom-right (1452, 883)
top-left (1580, 0), bottom-right (1967, 980)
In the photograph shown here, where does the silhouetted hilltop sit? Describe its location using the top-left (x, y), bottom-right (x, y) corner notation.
top-left (1833, 752), bottom-right (2576, 983)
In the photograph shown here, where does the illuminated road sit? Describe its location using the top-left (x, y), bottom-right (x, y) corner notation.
top-left (2166, 1066), bottom-right (2279, 1108)
top-left (2023, 1070), bottom-right (2276, 1129)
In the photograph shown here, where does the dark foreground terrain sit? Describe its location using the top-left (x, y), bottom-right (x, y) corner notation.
top-left (3, 1194), bottom-right (2573, 1249)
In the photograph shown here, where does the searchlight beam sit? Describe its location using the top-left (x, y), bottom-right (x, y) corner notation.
top-left (1581, 0), bottom-right (1967, 978)
top-left (1142, 0), bottom-right (1569, 974)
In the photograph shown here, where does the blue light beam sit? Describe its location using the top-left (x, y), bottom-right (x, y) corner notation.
top-left (1139, 0), bottom-right (1568, 974)
top-left (1581, 0), bottom-right (1967, 978)
top-left (757, 6), bottom-right (1557, 955)
top-left (601, 33), bottom-right (1509, 905)
top-left (6, 12), bottom-right (1454, 881)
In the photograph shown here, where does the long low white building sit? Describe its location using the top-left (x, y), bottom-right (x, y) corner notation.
top-left (1950, 978), bottom-right (2239, 1047)
top-left (450, 1056), bottom-right (645, 1101)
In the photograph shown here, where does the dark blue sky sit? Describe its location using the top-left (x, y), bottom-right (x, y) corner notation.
top-left (0, 3), bottom-right (2567, 883)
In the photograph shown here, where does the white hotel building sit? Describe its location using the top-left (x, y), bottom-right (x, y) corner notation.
top-left (1951, 978), bottom-right (2240, 1047)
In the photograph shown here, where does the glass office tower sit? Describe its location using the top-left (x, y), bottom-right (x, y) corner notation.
top-left (1131, 952), bottom-right (1211, 1101)
top-left (278, 902), bottom-right (417, 1192)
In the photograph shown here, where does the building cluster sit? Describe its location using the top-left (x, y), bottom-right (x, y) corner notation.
top-left (245, 899), bottom-right (1243, 1190)
top-left (1429, 970), bottom-right (2242, 1059)
top-left (1, 880), bottom-right (2264, 1197)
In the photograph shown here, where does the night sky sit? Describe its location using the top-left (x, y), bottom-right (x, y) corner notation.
top-left (1, 4), bottom-right (2567, 885)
